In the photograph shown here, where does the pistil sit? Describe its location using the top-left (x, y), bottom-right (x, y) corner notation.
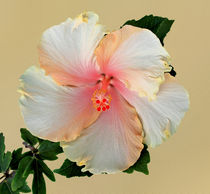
top-left (91, 74), bottom-right (113, 111)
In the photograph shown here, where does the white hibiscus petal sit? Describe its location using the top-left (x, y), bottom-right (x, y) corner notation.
top-left (61, 89), bottom-right (143, 174)
top-left (115, 76), bottom-right (189, 147)
top-left (39, 11), bottom-right (105, 86)
top-left (19, 66), bottom-right (100, 142)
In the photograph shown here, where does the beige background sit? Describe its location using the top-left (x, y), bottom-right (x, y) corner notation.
top-left (0, 0), bottom-right (210, 193)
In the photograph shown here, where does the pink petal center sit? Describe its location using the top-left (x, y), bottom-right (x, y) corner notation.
top-left (91, 74), bottom-right (114, 111)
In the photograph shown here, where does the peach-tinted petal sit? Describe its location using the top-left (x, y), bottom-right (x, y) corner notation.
top-left (95, 25), bottom-right (171, 100)
top-left (115, 75), bottom-right (189, 147)
top-left (61, 88), bottom-right (143, 174)
top-left (95, 25), bottom-right (140, 71)
top-left (19, 66), bottom-right (100, 142)
top-left (39, 11), bottom-right (105, 86)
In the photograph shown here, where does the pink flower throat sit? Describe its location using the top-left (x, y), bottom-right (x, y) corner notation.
top-left (91, 74), bottom-right (113, 111)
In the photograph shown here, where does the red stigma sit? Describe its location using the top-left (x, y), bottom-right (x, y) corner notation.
top-left (91, 89), bottom-right (112, 112)
top-left (91, 74), bottom-right (113, 112)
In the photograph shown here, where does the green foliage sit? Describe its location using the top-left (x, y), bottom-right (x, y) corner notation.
top-left (20, 128), bottom-right (38, 146)
top-left (37, 160), bottom-right (55, 182)
top-left (0, 177), bottom-right (31, 194)
top-left (1, 152), bottom-right (12, 173)
top-left (10, 148), bottom-right (23, 170)
top-left (38, 140), bottom-right (63, 161)
top-left (0, 129), bottom-right (62, 194)
top-left (122, 14), bottom-right (174, 45)
top-left (32, 159), bottom-right (46, 194)
top-left (124, 144), bottom-right (150, 175)
top-left (18, 183), bottom-right (31, 193)
top-left (0, 133), bottom-right (12, 173)
top-left (0, 133), bottom-right (6, 169)
top-left (11, 156), bottom-right (33, 191)
top-left (54, 159), bottom-right (93, 178)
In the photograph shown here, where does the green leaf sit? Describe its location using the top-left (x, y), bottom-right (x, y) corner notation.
top-left (0, 180), bottom-right (18, 194)
top-left (1, 151), bottom-right (12, 172)
top-left (22, 158), bottom-right (34, 178)
top-left (0, 133), bottom-right (12, 173)
top-left (32, 159), bottom-right (46, 194)
top-left (122, 14), bottom-right (174, 45)
top-left (20, 128), bottom-right (38, 146)
top-left (0, 133), bottom-right (6, 173)
top-left (155, 18), bottom-right (174, 45)
top-left (54, 159), bottom-right (93, 178)
top-left (38, 140), bottom-right (63, 161)
top-left (0, 175), bottom-right (30, 194)
top-left (38, 160), bottom-right (55, 182)
top-left (124, 144), bottom-right (150, 175)
top-left (10, 148), bottom-right (23, 170)
top-left (0, 182), bottom-right (12, 194)
top-left (37, 137), bottom-right (44, 144)
top-left (0, 133), bottom-right (5, 161)
top-left (17, 182), bottom-right (31, 193)
top-left (21, 151), bottom-right (33, 158)
top-left (11, 156), bottom-right (33, 191)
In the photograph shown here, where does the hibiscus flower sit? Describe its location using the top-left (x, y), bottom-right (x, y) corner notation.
top-left (19, 12), bottom-right (189, 174)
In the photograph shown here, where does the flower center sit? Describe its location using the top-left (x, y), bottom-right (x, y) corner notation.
top-left (91, 74), bottom-right (113, 111)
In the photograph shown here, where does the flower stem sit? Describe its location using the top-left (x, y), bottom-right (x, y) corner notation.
top-left (23, 142), bottom-right (36, 152)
